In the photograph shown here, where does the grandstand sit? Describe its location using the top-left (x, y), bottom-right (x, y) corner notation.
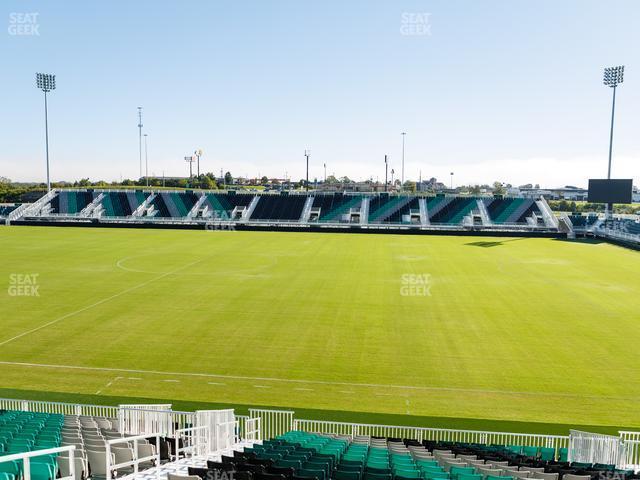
top-left (6, 189), bottom-right (560, 234)
top-left (0, 400), bottom-right (638, 480)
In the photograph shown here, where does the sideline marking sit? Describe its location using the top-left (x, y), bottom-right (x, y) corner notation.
top-left (0, 360), bottom-right (633, 401)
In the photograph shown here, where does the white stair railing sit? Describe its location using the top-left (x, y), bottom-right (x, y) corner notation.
top-left (187, 194), bottom-right (207, 218)
top-left (79, 193), bottom-right (105, 217)
top-left (418, 198), bottom-right (429, 225)
top-left (360, 197), bottom-right (370, 224)
top-left (241, 196), bottom-right (260, 221)
top-left (106, 433), bottom-right (161, 480)
top-left (8, 189), bottom-right (57, 221)
top-left (299, 195), bottom-right (315, 222)
top-left (476, 199), bottom-right (491, 225)
top-left (132, 193), bottom-right (156, 217)
top-left (536, 198), bottom-right (559, 228)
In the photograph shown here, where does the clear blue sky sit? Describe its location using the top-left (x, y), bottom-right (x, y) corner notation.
top-left (1, 0), bottom-right (638, 187)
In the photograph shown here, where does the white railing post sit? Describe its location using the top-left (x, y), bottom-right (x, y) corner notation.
top-left (106, 442), bottom-right (112, 480)
top-left (0, 446), bottom-right (76, 480)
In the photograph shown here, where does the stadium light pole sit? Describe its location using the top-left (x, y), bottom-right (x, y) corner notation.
top-left (185, 156), bottom-right (195, 178)
top-left (137, 107), bottom-right (143, 179)
top-left (36, 73), bottom-right (56, 192)
top-left (324, 163), bottom-right (327, 183)
top-left (450, 172), bottom-right (454, 190)
top-left (384, 155), bottom-right (388, 192)
top-left (195, 149), bottom-right (203, 178)
top-left (305, 150), bottom-right (310, 191)
top-left (144, 134), bottom-right (149, 186)
top-left (391, 168), bottom-right (395, 190)
top-left (401, 132), bottom-right (406, 189)
top-left (603, 66), bottom-right (624, 180)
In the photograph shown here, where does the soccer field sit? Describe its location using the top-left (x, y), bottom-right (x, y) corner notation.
top-left (1, 226), bottom-right (639, 433)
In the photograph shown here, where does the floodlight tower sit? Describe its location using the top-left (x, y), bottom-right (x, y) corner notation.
top-left (144, 134), bottom-right (149, 186)
top-left (603, 66), bottom-right (624, 179)
top-left (185, 156), bottom-right (195, 178)
top-left (137, 107), bottom-right (143, 179)
top-left (384, 155), bottom-right (388, 192)
top-left (194, 149), bottom-right (203, 178)
top-left (36, 73), bottom-right (56, 192)
top-left (304, 150), bottom-right (310, 191)
top-left (401, 132), bottom-right (406, 189)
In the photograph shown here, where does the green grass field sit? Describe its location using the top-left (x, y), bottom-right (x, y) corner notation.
top-left (1, 226), bottom-right (639, 434)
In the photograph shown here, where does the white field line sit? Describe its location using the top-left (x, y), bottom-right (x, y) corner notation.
top-left (95, 376), bottom-right (123, 395)
top-left (0, 360), bottom-right (634, 401)
top-left (0, 257), bottom-right (210, 347)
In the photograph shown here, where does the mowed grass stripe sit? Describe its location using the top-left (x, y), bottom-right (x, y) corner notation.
top-left (1, 226), bottom-right (639, 428)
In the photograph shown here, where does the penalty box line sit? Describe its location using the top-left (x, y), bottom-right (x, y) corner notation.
top-left (0, 360), bottom-right (631, 401)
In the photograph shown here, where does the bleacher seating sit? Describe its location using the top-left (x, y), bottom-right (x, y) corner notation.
top-left (603, 218), bottom-right (640, 237)
top-left (57, 413), bottom-right (156, 480)
top-left (48, 191), bottom-right (94, 215)
top-left (430, 197), bottom-right (477, 224)
top-left (567, 214), bottom-right (598, 228)
top-left (484, 198), bottom-right (541, 224)
top-left (368, 195), bottom-right (418, 224)
top-left (101, 192), bottom-right (140, 217)
top-left (203, 192), bottom-right (255, 219)
top-left (0, 205), bottom-right (19, 217)
top-left (251, 195), bottom-right (308, 221)
top-left (0, 410), bottom-right (63, 480)
top-left (14, 188), bottom-right (562, 232)
top-left (183, 430), bottom-right (640, 480)
top-left (313, 194), bottom-right (362, 222)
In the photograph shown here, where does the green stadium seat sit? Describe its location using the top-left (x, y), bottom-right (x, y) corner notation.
top-left (0, 461), bottom-right (20, 479)
top-left (539, 448), bottom-right (555, 461)
top-left (334, 471), bottom-right (360, 480)
top-left (450, 467), bottom-right (475, 479)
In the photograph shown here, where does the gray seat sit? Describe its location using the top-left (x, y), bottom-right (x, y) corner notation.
top-left (562, 476), bottom-right (590, 480)
top-left (477, 466), bottom-right (497, 477)
top-left (87, 449), bottom-right (115, 480)
top-left (112, 446), bottom-right (135, 475)
top-left (58, 456), bottom-right (87, 480)
top-left (137, 444), bottom-right (157, 469)
top-left (458, 455), bottom-right (477, 461)
top-left (532, 473), bottom-right (559, 480)
top-left (502, 467), bottom-right (520, 474)
top-left (520, 468), bottom-right (544, 474)
top-left (513, 472), bottom-right (531, 479)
